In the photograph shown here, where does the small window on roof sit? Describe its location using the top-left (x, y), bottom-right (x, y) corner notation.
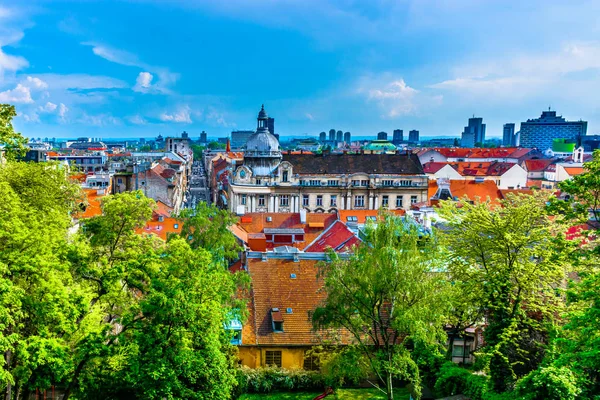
top-left (174, 223), bottom-right (179, 229)
top-left (290, 273), bottom-right (297, 279)
top-left (346, 216), bottom-right (358, 222)
top-left (366, 216), bottom-right (377, 221)
top-left (271, 308), bottom-right (284, 332)
top-left (286, 307), bottom-right (293, 313)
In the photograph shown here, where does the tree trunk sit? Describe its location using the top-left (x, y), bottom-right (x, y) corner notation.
top-left (386, 371), bottom-right (394, 400)
top-left (63, 358), bottom-right (87, 400)
top-left (4, 350), bottom-right (12, 400)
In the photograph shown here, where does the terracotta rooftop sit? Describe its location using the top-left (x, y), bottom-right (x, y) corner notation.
top-left (523, 159), bottom-right (555, 172)
top-left (243, 258), bottom-right (342, 346)
top-left (428, 180), bottom-right (503, 204)
top-left (236, 213), bottom-right (337, 250)
top-left (305, 221), bottom-right (361, 253)
top-left (78, 188), bottom-right (105, 219)
top-left (563, 167), bottom-right (585, 176)
top-left (281, 153), bottom-right (424, 175)
top-left (136, 217), bottom-right (182, 241)
top-left (427, 147), bottom-right (533, 159)
top-left (424, 161), bottom-right (518, 177)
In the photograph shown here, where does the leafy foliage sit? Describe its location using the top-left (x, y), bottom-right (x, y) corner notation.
top-left (0, 104), bottom-right (27, 161)
top-left (313, 215), bottom-right (451, 399)
top-left (438, 192), bottom-right (569, 392)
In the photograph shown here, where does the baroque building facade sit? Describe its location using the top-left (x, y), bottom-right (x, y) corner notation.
top-left (227, 106), bottom-right (429, 214)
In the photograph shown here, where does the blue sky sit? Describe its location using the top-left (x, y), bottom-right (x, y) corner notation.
top-left (1, 0), bottom-right (600, 139)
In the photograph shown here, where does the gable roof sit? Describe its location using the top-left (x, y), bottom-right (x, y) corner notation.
top-left (305, 221), bottom-right (361, 253)
top-left (281, 153), bottom-right (424, 175)
top-left (523, 158), bottom-right (555, 172)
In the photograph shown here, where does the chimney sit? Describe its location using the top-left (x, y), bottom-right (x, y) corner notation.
top-left (299, 209), bottom-right (307, 224)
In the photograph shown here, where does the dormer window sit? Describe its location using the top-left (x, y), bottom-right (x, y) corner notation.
top-left (282, 170), bottom-right (289, 182)
top-left (271, 308), bottom-right (284, 332)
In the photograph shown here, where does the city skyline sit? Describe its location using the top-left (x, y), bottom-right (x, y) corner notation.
top-left (2, 1), bottom-right (600, 139)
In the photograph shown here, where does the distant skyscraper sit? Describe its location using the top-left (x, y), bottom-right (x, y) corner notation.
top-left (200, 131), bottom-right (208, 143)
top-left (181, 131), bottom-right (189, 139)
top-left (392, 129), bottom-right (403, 145)
top-left (267, 117), bottom-right (275, 136)
top-left (344, 131), bottom-right (351, 143)
top-left (231, 130), bottom-right (255, 149)
top-left (408, 130), bottom-right (419, 143)
top-left (461, 116), bottom-right (486, 147)
top-left (329, 129), bottom-right (336, 141)
top-left (377, 131), bottom-right (388, 140)
top-left (519, 109), bottom-right (587, 150)
top-left (336, 130), bottom-right (343, 142)
top-left (502, 123), bottom-right (516, 147)
top-left (319, 131), bottom-right (327, 142)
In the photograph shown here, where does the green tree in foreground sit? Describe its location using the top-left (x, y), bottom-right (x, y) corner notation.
top-left (0, 105), bottom-right (27, 161)
top-left (438, 192), bottom-right (569, 393)
top-left (313, 216), bottom-right (450, 400)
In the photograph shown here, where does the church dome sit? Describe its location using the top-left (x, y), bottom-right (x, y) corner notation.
top-left (245, 130), bottom-right (280, 154)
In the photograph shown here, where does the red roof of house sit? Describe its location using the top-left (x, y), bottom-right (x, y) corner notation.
top-left (236, 213), bottom-right (337, 250)
top-left (136, 217), bottom-right (182, 241)
top-left (425, 161), bottom-right (517, 177)
top-left (305, 221), bottom-right (361, 253)
top-left (422, 162), bottom-right (450, 174)
top-left (430, 147), bottom-right (533, 159)
top-left (524, 159), bottom-right (555, 172)
top-left (564, 167), bottom-right (585, 176)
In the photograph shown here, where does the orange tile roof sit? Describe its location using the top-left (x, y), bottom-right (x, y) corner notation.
top-left (305, 221), bottom-right (360, 253)
top-left (564, 167), bottom-right (585, 176)
top-left (243, 258), bottom-right (343, 346)
top-left (154, 200), bottom-right (174, 218)
top-left (78, 188), bottom-right (105, 218)
top-left (425, 161), bottom-right (517, 177)
top-left (431, 147), bottom-right (533, 159)
top-left (428, 180), bottom-right (503, 204)
top-left (136, 217), bottom-right (182, 241)
top-left (338, 209), bottom-right (405, 224)
top-left (228, 224), bottom-right (249, 243)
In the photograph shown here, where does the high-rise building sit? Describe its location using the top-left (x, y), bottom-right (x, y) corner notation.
top-left (336, 130), bottom-right (343, 142)
top-left (461, 116), bottom-right (486, 147)
top-left (319, 132), bottom-right (327, 142)
top-left (408, 130), bottom-right (419, 143)
top-left (344, 131), bottom-right (351, 143)
top-left (519, 109), bottom-right (587, 150)
top-left (181, 131), bottom-right (189, 139)
top-left (267, 117), bottom-right (275, 136)
top-left (502, 123), bottom-right (516, 147)
top-left (231, 130), bottom-right (255, 149)
top-left (392, 129), bottom-right (403, 145)
top-left (200, 131), bottom-right (208, 144)
top-left (377, 131), bottom-right (388, 140)
top-left (329, 129), bottom-right (336, 141)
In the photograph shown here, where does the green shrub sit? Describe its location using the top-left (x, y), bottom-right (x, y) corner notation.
top-left (434, 363), bottom-right (472, 396)
top-left (514, 366), bottom-right (580, 400)
top-left (464, 373), bottom-right (489, 400)
top-left (236, 366), bottom-right (325, 394)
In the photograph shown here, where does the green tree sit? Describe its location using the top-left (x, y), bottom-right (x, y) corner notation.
top-left (313, 216), bottom-right (451, 400)
top-left (178, 202), bottom-right (241, 265)
top-left (438, 193), bottom-right (569, 392)
top-left (0, 162), bottom-right (85, 399)
top-left (0, 105), bottom-right (27, 161)
top-left (191, 144), bottom-right (205, 160)
top-left (207, 141), bottom-right (226, 150)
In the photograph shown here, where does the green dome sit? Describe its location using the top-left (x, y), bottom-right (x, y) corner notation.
top-left (363, 140), bottom-right (397, 152)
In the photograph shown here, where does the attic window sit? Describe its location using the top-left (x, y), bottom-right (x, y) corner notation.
top-left (346, 216), bottom-right (358, 222)
top-left (290, 273), bottom-right (297, 279)
top-left (286, 307), bottom-right (293, 314)
top-left (174, 223), bottom-right (179, 229)
top-left (271, 308), bottom-right (284, 332)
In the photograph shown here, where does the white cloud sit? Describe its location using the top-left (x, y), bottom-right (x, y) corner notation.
top-left (29, 73), bottom-right (128, 90)
top-left (430, 41), bottom-right (600, 101)
top-left (358, 76), bottom-right (441, 118)
top-left (79, 112), bottom-right (120, 126)
top-left (39, 101), bottom-right (57, 112)
top-left (133, 71), bottom-right (154, 93)
top-left (25, 76), bottom-right (48, 90)
top-left (83, 42), bottom-right (178, 93)
top-left (160, 105), bottom-right (193, 123)
top-left (58, 103), bottom-right (68, 122)
top-left (127, 114), bottom-right (147, 125)
top-left (0, 48), bottom-right (28, 74)
top-left (0, 83), bottom-right (33, 103)
top-left (305, 113), bottom-right (314, 121)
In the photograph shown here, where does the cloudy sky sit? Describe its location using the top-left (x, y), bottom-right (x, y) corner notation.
top-left (1, 0), bottom-right (600, 139)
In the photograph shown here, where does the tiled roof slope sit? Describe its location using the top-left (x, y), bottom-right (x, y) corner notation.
top-left (305, 221), bottom-right (360, 253)
top-left (244, 258), bottom-right (344, 346)
top-left (281, 153), bottom-right (424, 175)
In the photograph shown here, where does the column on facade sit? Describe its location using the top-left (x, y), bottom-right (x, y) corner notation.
top-left (374, 195), bottom-right (379, 210)
top-left (268, 195), bottom-right (274, 212)
top-left (346, 194), bottom-right (352, 209)
top-left (274, 195), bottom-right (279, 213)
top-left (368, 195), bottom-right (374, 210)
top-left (339, 193), bottom-right (344, 210)
top-left (293, 195), bottom-right (299, 213)
top-left (250, 195), bottom-right (255, 212)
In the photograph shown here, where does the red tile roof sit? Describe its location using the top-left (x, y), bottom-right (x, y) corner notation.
top-left (424, 161), bottom-right (518, 177)
top-left (523, 159), bottom-right (555, 172)
top-left (564, 167), bottom-right (585, 176)
top-left (136, 217), bottom-right (182, 241)
top-left (305, 221), bottom-right (360, 253)
top-left (422, 162), bottom-right (450, 174)
top-left (428, 180), bottom-right (503, 204)
top-left (429, 147), bottom-right (533, 159)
